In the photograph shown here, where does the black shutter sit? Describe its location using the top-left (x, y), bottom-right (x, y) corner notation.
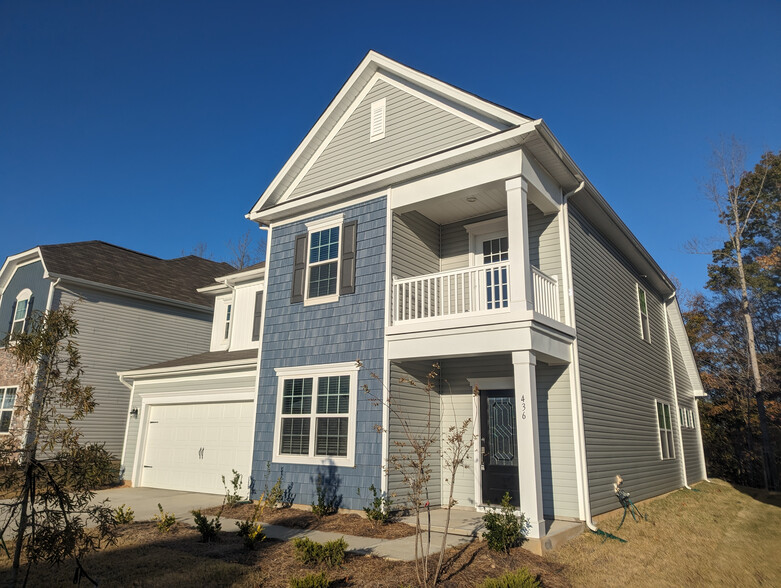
top-left (339, 221), bottom-right (357, 295)
top-left (290, 234), bottom-right (308, 303)
top-left (251, 290), bottom-right (264, 342)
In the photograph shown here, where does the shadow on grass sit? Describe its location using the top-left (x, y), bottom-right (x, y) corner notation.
top-left (728, 481), bottom-right (781, 508)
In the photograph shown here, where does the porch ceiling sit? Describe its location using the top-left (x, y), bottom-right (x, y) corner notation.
top-left (401, 180), bottom-right (507, 225)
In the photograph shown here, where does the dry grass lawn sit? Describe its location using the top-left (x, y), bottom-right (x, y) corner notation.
top-left (548, 479), bottom-right (781, 587)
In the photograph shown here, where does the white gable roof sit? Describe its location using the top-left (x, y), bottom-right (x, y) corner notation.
top-left (249, 51), bottom-right (532, 216)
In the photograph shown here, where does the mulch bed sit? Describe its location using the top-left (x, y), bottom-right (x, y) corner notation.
top-left (205, 503), bottom-right (417, 540)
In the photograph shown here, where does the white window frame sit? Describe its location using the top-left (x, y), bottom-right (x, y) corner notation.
top-left (637, 285), bottom-right (651, 343)
top-left (223, 302), bottom-right (232, 341)
top-left (369, 98), bottom-right (386, 142)
top-left (11, 289), bottom-right (33, 336)
top-left (272, 362), bottom-right (359, 467)
top-left (656, 400), bottom-right (675, 460)
top-left (465, 217), bottom-right (509, 267)
top-left (304, 215), bottom-right (343, 306)
top-left (0, 386), bottom-right (18, 434)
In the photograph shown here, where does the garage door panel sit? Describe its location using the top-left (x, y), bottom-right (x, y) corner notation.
top-left (140, 400), bottom-right (254, 494)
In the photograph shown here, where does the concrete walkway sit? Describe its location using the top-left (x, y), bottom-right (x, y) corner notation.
top-left (221, 517), bottom-right (474, 561)
top-left (90, 487), bottom-right (473, 561)
top-left (90, 486), bottom-right (224, 523)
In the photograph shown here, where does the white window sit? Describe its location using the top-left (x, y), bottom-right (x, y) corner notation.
top-left (11, 289), bottom-right (32, 335)
top-left (0, 387), bottom-right (17, 433)
top-left (224, 303), bottom-right (232, 340)
top-left (272, 362), bottom-right (359, 467)
top-left (687, 408), bottom-right (695, 429)
top-left (304, 215), bottom-right (343, 305)
top-left (369, 98), bottom-right (386, 142)
top-left (656, 400), bottom-right (674, 459)
top-left (637, 285), bottom-right (650, 342)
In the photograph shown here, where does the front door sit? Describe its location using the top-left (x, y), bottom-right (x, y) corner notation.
top-left (480, 390), bottom-right (520, 506)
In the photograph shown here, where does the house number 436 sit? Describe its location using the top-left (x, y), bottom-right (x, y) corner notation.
top-left (520, 395), bottom-right (527, 420)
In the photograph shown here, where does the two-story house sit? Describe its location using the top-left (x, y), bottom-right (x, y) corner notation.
top-left (245, 51), bottom-right (707, 543)
top-left (118, 262), bottom-right (265, 494)
top-left (0, 241), bottom-right (235, 457)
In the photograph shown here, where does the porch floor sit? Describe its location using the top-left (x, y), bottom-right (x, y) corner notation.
top-left (400, 508), bottom-right (584, 553)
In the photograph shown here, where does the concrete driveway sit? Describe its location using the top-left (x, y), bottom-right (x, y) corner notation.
top-left (90, 487), bottom-right (225, 523)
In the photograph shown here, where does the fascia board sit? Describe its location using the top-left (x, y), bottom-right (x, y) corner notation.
top-left (0, 248), bottom-right (43, 293)
top-left (117, 358), bottom-right (258, 382)
top-left (666, 297), bottom-right (706, 396)
top-left (196, 283), bottom-right (231, 295)
top-left (250, 122), bottom-right (537, 224)
top-left (249, 52), bottom-right (380, 216)
top-left (51, 274), bottom-right (212, 312)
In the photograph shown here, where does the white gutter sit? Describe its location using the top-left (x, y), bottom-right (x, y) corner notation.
top-left (45, 277), bottom-right (61, 311)
top-left (561, 181), bottom-right (599, 532)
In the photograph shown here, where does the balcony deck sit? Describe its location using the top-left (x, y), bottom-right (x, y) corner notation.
top-left (391, 263), bottom-right (560, 325)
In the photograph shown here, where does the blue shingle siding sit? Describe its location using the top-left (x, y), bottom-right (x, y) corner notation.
top-left (253, 196), bottom-right (387, 510)
top-left (0, 261), bottom-right (49, 340)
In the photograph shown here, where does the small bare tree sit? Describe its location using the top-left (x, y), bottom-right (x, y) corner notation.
top-left (0, 304), bottom-right (116, 587)
top-left (705, 137), bottom-right (778, 490)
top-left (360, 361), bottom-right (474, 587)
top-left (226, 229), bottom-right (264, 269)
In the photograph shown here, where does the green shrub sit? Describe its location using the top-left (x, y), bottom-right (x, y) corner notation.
top-left (311, 474), bottom-right (338, 518)
top-left (113, 504), bottom-right (135, 524)
top-left (263, 461), bottom-right (285, 509)
top-left (289, 571), bottom-right (330, 588)
top-left (153, 503), bottom-right (176, 532)
top-left (236, 518), bottom-right (266, 549)
top-left (222, 469), bottom-right (244, 508)
top-left (477, 568), bottom-right (541, 588)
top-left (293, 536), bottom-right (347, 568)
top-left (192, 509), bottom-right (221, 542)
top-left (482, 492), bottom-right (526, 553)
top-left (359, 484), bottom-right (394, 525)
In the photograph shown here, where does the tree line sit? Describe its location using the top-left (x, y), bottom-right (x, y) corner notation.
top-left (685, 142), bottom-right (780, 491)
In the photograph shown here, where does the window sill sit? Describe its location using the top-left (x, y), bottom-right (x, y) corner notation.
top-left (303, 294), bottom-right (340, 307)
top-left (272, 453), bottom-right (354, 468)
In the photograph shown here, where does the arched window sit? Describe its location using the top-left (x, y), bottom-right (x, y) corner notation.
top-left (11, 289), bottom-right (32, 334)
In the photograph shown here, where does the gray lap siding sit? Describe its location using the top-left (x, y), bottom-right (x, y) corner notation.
top-left (0, 260), bottom-right (49, 340)
top-left (253, 197), bottom-right (386, 511)
top-left (569, 205), bottom-right (682, 515)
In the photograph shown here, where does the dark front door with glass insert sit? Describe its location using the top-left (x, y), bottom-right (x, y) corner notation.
top-left (480, 390), bottom-right (520, 507)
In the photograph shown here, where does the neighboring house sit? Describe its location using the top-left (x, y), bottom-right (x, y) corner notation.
top-left (118, 262), bottom-right (265, 494)
top-left (0, 241), bottom-right (235, 457)
top-left (243, 51), bottom-right (707, 541)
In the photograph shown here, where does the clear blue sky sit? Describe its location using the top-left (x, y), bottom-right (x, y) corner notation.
top-left (1, 1), bottom-right (779, 298)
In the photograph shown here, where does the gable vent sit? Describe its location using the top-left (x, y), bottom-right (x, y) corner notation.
top-left (370, 98), bottom-right (386, 142)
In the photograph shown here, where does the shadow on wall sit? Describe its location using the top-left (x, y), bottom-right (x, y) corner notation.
top-left (311, 462), bottom-right (342, 513)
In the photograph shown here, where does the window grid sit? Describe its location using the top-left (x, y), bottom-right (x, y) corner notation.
top-left (308, 227), bottom-right (340, 298)
top-left (278, 373), bottom-right (353, 461)
top-left (223, 303), bottom-right (232, 340)
top-left (0, 387), bottom-right (17, 434)
top-left (12, 299), bottom-right (29, 334)
top-left (656, 401), bottom-right (674, 459)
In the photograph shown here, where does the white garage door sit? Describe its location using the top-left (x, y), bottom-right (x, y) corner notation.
top-left (140, 401), bottom-right (254, 495)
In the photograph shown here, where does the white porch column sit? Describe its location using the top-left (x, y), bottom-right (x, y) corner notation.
top-left (506, 177), bottom-right (533, 311)
top-left (512, 349), bottom-right (545, 539)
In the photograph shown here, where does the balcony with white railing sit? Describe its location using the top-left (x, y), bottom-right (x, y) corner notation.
top-left (391, 262), bottom-right (561, 325)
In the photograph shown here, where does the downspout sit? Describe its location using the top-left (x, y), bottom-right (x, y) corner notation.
top-left (562, 181), bottom-right (600, 532)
